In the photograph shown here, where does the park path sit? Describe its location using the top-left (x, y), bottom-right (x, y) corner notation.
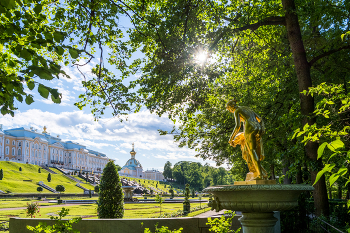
top-left (195, 209), bottom-right (242, 218)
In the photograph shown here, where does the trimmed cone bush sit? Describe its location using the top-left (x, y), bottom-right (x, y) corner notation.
top-left (97, 160), bottom-right (124, 218)
top-left (0, 169), bottom-right (3, 180)
top-left (47, 173), bottom-right (51, 182)
top-left (19, 167), bottom-right (22, 171)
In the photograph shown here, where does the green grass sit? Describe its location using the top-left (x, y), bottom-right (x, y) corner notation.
top-left (186, 207), bottom-right (211, 217)
top-left (0, 161), bottom-right (94, 193)
top-left (0, 201), bottom-right (205, 221)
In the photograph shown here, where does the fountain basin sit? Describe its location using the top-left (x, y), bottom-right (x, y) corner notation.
top-left (204, 184), bottom-right (314, 212)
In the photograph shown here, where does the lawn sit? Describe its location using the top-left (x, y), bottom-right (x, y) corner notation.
top-left (0, 201), bottom-right (208, 221)
top-left (0, 161), bottom-right (95, 193)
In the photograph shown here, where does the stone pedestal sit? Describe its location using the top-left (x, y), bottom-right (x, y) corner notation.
top-left (203, 184), bottom-right (314, 233)
top-left (122, 186), bottom-right (136, 199)
top-left (239, 212), bottom-right (277, 233)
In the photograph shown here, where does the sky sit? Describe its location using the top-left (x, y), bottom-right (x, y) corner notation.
top-left (1, 59), bottom-right (219, 172)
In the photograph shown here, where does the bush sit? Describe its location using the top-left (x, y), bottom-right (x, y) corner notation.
top-left (206, 210), bottom-right (241, 233)
top-left (19, 167), bottom-right (22, 171)
top-left (143, 223), bottom-right (183, 233)
top-left (0, 169), bottom-right (3, 180)
top-left (94, 185), bottom-right (100, 193)
top-left (37, 187), bottom-right (43, 192)
top-left (26, 202), bottom-right (40, 218)
top-left (38, 168), bottom-right (41, 173)
top-left (55, 185), bottom-right (65, 193)
top-left (97, 160), bottom-right (124, 218)
top-left (47, 173), bottom-right (51, 182)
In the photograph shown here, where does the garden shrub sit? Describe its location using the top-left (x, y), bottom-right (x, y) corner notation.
top-left (143, 223), bottom-right (183, 233)
top-left (206, 211), bottom-right (241, 233)
top-left (47, 173), bottom-right (51, 182)
top-left (26, 202), bottom-right (40, 218)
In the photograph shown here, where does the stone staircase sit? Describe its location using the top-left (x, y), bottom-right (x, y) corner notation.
top-left (79, 174), bottom-right (96, 185)
top-left (55, 167), bottom-right (68, 174)
top-left (54, 167), bottom-right (83, 183)
top-left (37, 181), bottom-right (58, 193)
top-left (76, 183), bottom-right (89, 192)
top-left (40, 166), bottom-right (57, 174)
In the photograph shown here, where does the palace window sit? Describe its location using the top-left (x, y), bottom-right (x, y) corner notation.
top-left (39, 144), bottom-right (41, 149)
top-left (18, 148), bottom-right (21, 156)
top-left (35, 144), bottom-right (37, 149)
top-left (32, 143), bottom-right (34, 148)
top-left (35, 151), bottom-right (37, 157)
top-left (26, 149), bottom-right (29, 156)
top-left (39, 152), bottom-right (41, 158)
top-left (12, 148), bottom-right (15, 155)
top-left (5, 146), bottom-right (9, 155)
top-left (6, 139), bottom-right (9, 144)
top-left (12, 141), bottom-right (15, 145)
top-left (18, 142), bottom-right (21, 147)
top-left (26, 142), bottom-right (29, 147)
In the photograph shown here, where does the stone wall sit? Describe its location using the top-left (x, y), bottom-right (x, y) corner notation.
top-left (10, 213), bottom-right (281, 233)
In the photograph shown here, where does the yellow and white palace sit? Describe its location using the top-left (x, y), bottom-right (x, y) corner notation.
top-left (0, 125), bottom-right (110, 173)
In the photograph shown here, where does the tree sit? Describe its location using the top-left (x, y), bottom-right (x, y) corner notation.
top-left (183, 184), bottom-right (191, 214)
top-left (55, 185), bottom-right (65, 193)
top-left (97, 160), bottom-right (124, 218)
top-left (163, 161), bottom-right (173, 180)
top-left (19, 167), bottom-right (22, 171)
top-left (155, 194), bottom-right (164, 217)
top-left (47, 173), bottom-right (51, 182)
top-left (38, 168), bottom-right (41, 173)
top-left (37, 186), bottom-right (43, 199)
top-left (94, 185), bottom-right (100, 193)
top-left (0, 169), bottom-right (3, 180)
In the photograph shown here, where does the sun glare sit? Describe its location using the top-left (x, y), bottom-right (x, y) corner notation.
top-left (195, 51), bottom-right (208, 64)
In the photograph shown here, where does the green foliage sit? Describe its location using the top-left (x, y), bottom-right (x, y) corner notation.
top-left (38, 168), bottom-right (41, 173)
top-left (143, 223), bottom-right (183, 233)
top-left (26, 202), bottom-right (40, 218)
top-left (47, 173), bottom-right (51, 182)
top-left (27, 207), bottom-right (82, 233)
top-left (206, 211), bottom-right (240, 233)
top-left (183, 184), bottom-right (190, 206)
top-left (94, 185), bottom-right (100, 193)
top-left (97, 160), bottom-right (124, 218)
top-left (0, 169), bottom-right (3, 180)
top-left (37, 186), bottom-right (43, 192)
top-left (55, 185), bottom-right (65, 193)
top-left (155, 194), bottom-right (164, 216)
top-left (19, 167), bottom-right (22, 171)
top-left (163, 161), bottom-right (173, 180)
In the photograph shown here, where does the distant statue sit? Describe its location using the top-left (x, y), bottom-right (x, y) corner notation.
top-left (226, 100), bottom-right (268, 180)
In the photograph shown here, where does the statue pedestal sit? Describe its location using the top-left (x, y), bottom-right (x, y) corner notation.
top-left (204, 184), bottom-right (314, 233)
top-left (239, 212), bottom-right (277, 233)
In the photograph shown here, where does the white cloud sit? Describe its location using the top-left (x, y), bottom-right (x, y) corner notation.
top-left (119, 150), bottom-right (127, 154)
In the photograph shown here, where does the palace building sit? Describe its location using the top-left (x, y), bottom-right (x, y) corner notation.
top-left (119, 143), bottom-right (164, 181)
top-left (0, 125), bottom-right (110, 173)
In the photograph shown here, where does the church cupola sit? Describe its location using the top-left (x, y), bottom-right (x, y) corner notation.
top-left (130, 142), bottom-right (136, 159)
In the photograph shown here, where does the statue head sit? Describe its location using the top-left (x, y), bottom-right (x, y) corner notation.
top-left (226, 99), bottom-right (238, 112)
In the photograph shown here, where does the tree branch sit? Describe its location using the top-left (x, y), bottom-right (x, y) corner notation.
top-left (209, 16), bottom-right (286, 51)
top-left (308, 45), bottom-right (350, 67)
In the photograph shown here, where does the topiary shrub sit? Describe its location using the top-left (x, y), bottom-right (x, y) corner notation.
top-left (97, 160), bottom-right (124, 218)
top-left (19, 167), bottom-right (22, 171)
top-left (0, 169), bottom-right (3, 180)
top-left (183, 184), bottom-right (191, 214)
top-left (38, 168), bottom-right (41, 173)
top-left (47, 173), bottom-right (51, 182)
top-left (94, 185), bottom-right (100, 193)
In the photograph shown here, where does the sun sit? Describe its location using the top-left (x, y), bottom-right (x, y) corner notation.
top-left (195, 51), bottom-right (208, 64)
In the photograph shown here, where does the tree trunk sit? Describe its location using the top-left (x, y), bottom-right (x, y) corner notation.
top-left (270, 164), bottom-right (275, 180)
top-left (282, 0), bottom-right (329, 216)
top-left (337, 184), bottom-right (342, 199)
top-left (283, 158), bottom-right (292, 184)
top-left (296, 164), bottom-right (303, 184)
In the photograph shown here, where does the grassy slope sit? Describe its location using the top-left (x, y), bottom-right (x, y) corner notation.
top-left (0, 162), bottom-right (94, 193)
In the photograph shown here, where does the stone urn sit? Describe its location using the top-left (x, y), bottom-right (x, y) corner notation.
top-left (122, 186), bottom-right (137, 200)
top-left (203, 184), bottom-right (314, 233)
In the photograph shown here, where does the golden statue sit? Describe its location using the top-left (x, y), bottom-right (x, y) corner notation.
top-left (226, 100), bottom-right (268, 181)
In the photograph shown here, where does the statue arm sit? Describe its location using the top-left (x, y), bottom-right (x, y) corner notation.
top-left (255, 113), bottom-right (265, 134)
top-left (229, 111), bottom-right (241, 143)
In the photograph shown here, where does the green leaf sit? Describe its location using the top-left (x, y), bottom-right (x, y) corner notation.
top-left (51, 92), bottom-right (61, 104)
top-left (329, 173), bottom-right (339, 186)
top-left (50, 88), bottom-right (59, 99)
top-left (34, 67), bottom-right (54, 80)
top-left (38, 84), bottom-right (50, 99)
top-left (20, 49), bottom-right (31, 61)
top-left (56, 46), bottom-right (64, 56)
top-left (313, 163), bottom-right (335, 185)
top-left (33, 4), bottom-right (42, 14)
top-left (317, 142), bottom-right (327, 159)
top-left (53, 32), bottom-right (65, 43)
top-left (27, 81), bottom-right (35, 90)
top-left (25, 95), bottom-right (34, 105)
top-left (327, 139), bottom-right (344, 151)
top-left (2, 0), bottom-right (16, 9)
top-left (69, 48), bottom-right (79, 59)
top-left (16, 95), bottom-right (23, 102)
